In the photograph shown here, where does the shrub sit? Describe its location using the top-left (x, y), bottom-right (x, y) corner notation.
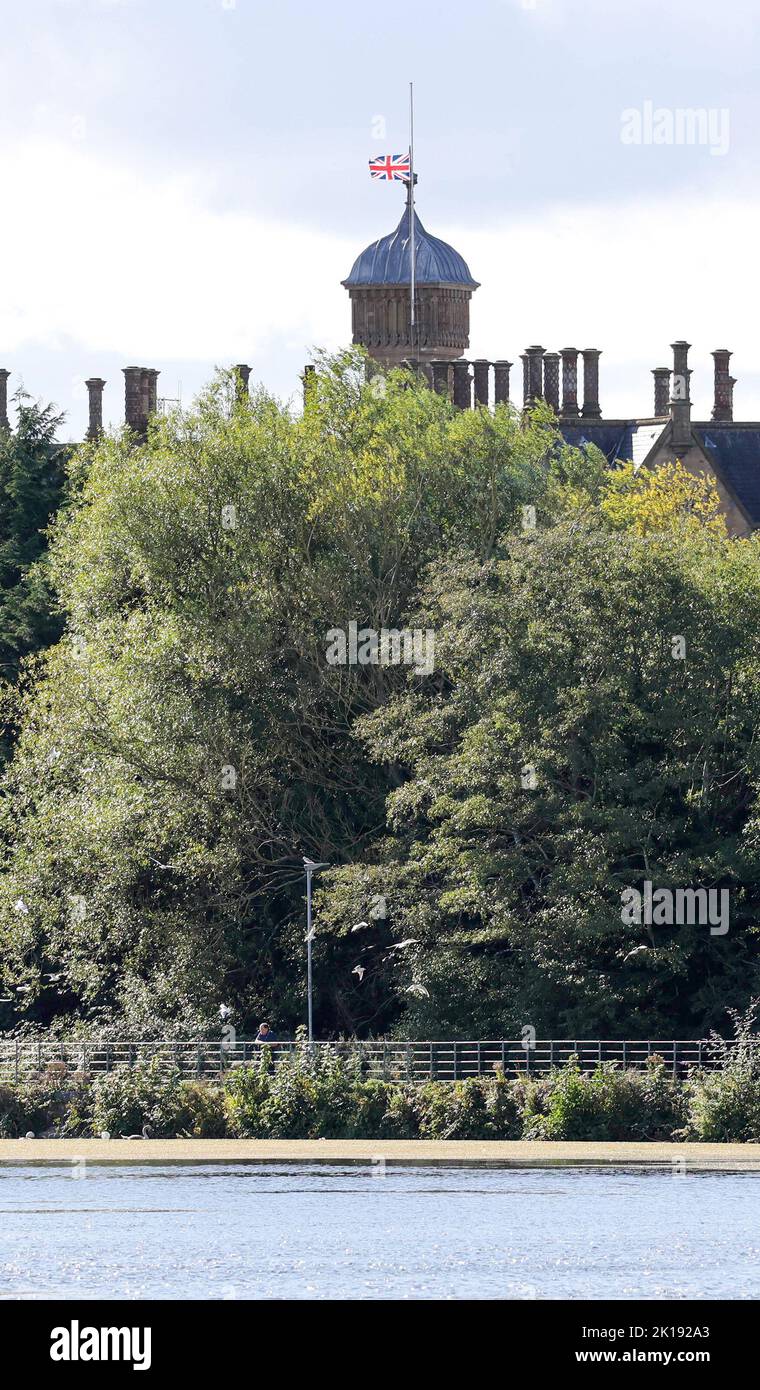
top-left (685, 1068), bottom-right (760, 1141)
top-left (224, 1059), bottom-right (272, 1137)
top-left (0, 1071), bottom-right (94, 1137)
top-left (523, 1057), bottom-right (683, 1141)
top-left (88, 1061), bottom-right (194, 1137)
top-left (379, 1083), bottom-right (420, 1138)
top-left (684, 1005), bottom-right (760, 1141)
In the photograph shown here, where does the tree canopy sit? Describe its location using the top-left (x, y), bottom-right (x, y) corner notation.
top-left (0, 351), bottom-right (757, 1040)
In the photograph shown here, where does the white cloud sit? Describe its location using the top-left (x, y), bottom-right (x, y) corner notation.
top-left (458, 191), bottom-right (760, 420)
top-left (0, 137), bottom-right (350, 362)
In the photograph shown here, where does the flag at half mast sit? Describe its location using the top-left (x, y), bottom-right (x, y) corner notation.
top-left (368, 153), bottom-right (411, 181)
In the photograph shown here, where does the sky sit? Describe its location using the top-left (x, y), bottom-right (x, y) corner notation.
top-left (1, 0), bottom-right (759, 438)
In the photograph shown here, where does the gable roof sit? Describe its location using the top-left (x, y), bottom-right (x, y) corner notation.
top-left (694, 425), bottom-right (760, 528)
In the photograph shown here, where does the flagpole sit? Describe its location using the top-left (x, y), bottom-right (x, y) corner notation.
top-left (409, 81), bottom-right (416, 354)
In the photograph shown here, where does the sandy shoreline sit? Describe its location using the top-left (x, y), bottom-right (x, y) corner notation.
top-left (1, 1138), bottom-right (760, 1168)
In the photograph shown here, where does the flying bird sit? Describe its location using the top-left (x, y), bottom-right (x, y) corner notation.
top-left (404, 983), bottom-right (429, 998)
top-left (390, 939), bottom-right (419, 951)
top-left (352, 965), bottom-right (366, 982)
top-left (351, 922), bottom-right (369, 932)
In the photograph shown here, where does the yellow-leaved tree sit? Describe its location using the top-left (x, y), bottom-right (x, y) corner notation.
top-left (600, 459), bottom-right (727, 536)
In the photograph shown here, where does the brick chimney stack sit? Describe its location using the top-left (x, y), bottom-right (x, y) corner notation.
top-left (711, 349), bottom-right (733, 421)
top-left (472, 360), bottom-right (490, 407)
top-left (652, 367), bottom-right (671, 417)
top-left (123, 367), bottom-right (159, 438)
top-left (85, 378), bottom-right (106, 441)
top-left (543, 353), bottom-right (560, 413)
top-left (669, 340), bottom-right (692, 452)
top-left (123, 367), bottom-right (143, 434)
top-left (431, 360), bottom-right (452, 397)
top-left (302, 363), bottom-right (316, 409)
top-left (145, 368), bottom-right (159, 418)
top-left (581, 349), bottom-right (602, 418)
top-left (0, 369), bottom-right (9, 430)
top-left (452, 360), bottom-right (471, 410)
top-left (493, 360), bottom-right (511, 406)
top-left (560, 349), bottom-right (580, 417)
top-left (522, 346), bottom-right (545, 407)
top-left (235, 364), bottom-right (251, 399)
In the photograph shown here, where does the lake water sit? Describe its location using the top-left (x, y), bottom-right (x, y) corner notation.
top-left (1, 1163), bottom-right (759, 1300)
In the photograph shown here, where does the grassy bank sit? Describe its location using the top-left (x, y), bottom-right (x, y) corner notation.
top-left (4, 1048), bottom-right (760, 1142)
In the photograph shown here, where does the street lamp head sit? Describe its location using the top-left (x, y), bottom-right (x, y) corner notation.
top-left (303, 857), bottom-right (330, 871)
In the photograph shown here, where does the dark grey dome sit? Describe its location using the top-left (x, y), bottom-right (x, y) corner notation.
top-left (342, 207), bottom-right (478, 289)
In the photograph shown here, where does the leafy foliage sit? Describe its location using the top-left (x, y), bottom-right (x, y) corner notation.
top-left (0, 352), bottom-right (758, 1041)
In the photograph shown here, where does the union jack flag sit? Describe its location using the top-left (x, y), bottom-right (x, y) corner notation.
top-left (369, 153), bottom-right (411, 182)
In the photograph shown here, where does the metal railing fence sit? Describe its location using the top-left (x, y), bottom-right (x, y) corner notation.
top-left (0, 1037), bottom-right (746, 1083)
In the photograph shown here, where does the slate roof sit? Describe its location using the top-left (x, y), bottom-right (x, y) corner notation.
top-left (558, 421), bottom-right (638, 464)
top-left (559, 418), bottom-right (760, 529)
top-left (695, 425), bottom-right (760, 528)
top-left (342, 207), bottom-right (479, 289)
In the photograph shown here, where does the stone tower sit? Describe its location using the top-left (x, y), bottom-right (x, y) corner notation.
top-left (342, 187), bottom-right (479, 365)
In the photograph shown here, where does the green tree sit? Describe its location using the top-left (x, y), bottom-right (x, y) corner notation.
top-left (320, 522), bottom-right (760, 1037)
top-left (0, 394), bottom-right (66, 686)
top-left (0, 353), bottom-right (558, 1036)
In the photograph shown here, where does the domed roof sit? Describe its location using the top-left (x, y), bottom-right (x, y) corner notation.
top-left (342, 206), bottom-right (479, 289)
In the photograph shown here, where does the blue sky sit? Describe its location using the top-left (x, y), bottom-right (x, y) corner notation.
top-left (1, 0), bottom-right (759, 437)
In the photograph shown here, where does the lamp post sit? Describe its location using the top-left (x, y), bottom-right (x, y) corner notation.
top-left (303, 857), bottom-right (329, 1044)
